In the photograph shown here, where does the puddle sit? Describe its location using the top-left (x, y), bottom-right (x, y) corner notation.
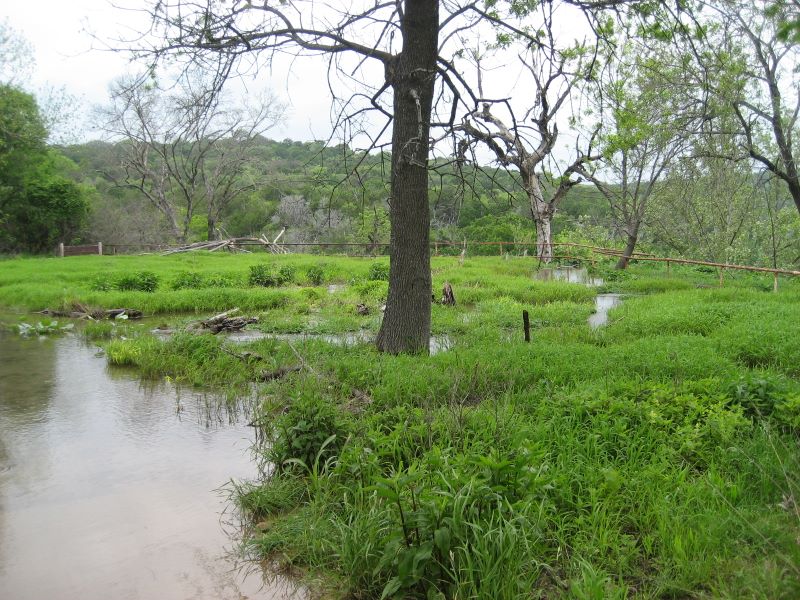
top-left (0, 332), bottom-right (301, 600)
top-left (535, 266), bottom-right (604, 287)
top-left (224, 330), bottom-right (453, 355)
top-left (588, 293), bottom-right (623, 329)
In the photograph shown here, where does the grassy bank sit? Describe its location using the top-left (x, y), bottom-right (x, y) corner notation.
top-left (3, 253), bottom-right (800, 598)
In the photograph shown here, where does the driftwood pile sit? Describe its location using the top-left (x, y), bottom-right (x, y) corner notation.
top-left (162, 230), bottom-right (287, 255)
top-left (38, 303), bottom-right (143, 320)
top-left (199, 308), bottom-right (258, 334)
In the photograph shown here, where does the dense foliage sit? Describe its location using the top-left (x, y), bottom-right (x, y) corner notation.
top-left (0, 85), bottom-right (88, 253)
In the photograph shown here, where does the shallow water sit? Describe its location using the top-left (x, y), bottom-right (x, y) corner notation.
top-left (161, 328), bottom-right (453, 355)
top-left (589, 294), bottom-right (623, 329)
top-left (535, 266), bottom-right (604, 287)
top-left (0, 332), bottom-right (300, 600)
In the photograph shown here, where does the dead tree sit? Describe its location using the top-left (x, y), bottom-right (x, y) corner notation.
top-left (456, 4), bottom-right (600, 263)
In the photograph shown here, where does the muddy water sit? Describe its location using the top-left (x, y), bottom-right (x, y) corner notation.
top-left (0, 332), bottom-right (300, 600)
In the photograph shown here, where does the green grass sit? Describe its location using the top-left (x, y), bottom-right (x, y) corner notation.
top-left (3, 253), bottom-right (800, 598)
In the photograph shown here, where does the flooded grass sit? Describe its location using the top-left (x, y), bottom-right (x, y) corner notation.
top-left (3, 254), bottom-right (800, 598)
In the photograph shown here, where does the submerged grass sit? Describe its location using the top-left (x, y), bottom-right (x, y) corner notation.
top-left (3, 253), bottom-right (800, 598)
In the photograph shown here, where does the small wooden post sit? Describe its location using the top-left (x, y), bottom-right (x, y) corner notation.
top-left (58, 242), bottom-right (64, 258)
top-left (434, 241), bottom-right (439, 256)
top-left (774, 272), bottom-right (779, 293)
top-left (499, 242), bottom-right (503, 256)
top-left (718, 267), bottom-right (725, 287)
top-left (523, 310), bottom-right (530, 343)
top-left (97, 242), bottom-right (103, 256)
top-left (666, 259), bottom-right (671, 276)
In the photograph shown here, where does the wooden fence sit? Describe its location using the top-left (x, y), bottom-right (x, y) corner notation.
top-left (57, 242), bottom-right (103, 257)
top-left (67, 238), bottom-right (800, 289)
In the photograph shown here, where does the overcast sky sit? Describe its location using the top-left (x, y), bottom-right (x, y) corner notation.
top-left (3, 0), bottom-right (334, 143)
top-left (3, 0), bottom-right (587, 168)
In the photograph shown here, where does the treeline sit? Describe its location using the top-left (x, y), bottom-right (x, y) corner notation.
top-left (56, 136), bottom-right (608, 248)
top-left (45, 136), bottom-right (795, 268)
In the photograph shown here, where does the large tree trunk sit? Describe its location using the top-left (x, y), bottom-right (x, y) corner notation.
top-left (376, 0), bottom-right (438, 355)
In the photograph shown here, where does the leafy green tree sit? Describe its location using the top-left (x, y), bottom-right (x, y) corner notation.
top-left (0, 85), bottom-right (89, 253)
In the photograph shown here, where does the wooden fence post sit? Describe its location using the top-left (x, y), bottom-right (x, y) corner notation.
top-left (57, 242), bottom-right (64, 257)
top-left (97, 242), bottom-right (103, 256)
top-left (718, 267), bottom-right (725, 287)
top-left (774, 272), bottom-right (779, 293)
top-left (523, 310), bottom-right (530, 342)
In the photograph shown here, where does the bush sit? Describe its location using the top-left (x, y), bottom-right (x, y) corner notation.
top-left (306, 265), bottom-right (326, 286)
top-left (278, 264), bottom-right (296, 284)
top-left (115, 271), bottom-right (159, 292)
top-left (249, 264), bottom-right (280, 287)
top-left (269, 392), bottom-right (347, 473)
top-left (171, 271), bottom-right (205, 290)
top-left (90, 276), bottom-right (112, 291)
top-left (368, 261), bottom-right (390, 281)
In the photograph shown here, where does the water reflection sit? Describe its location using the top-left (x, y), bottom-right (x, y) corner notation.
top-left (0, 332), bottom-right (301, 600)
top-left (158, 328), bottom-right (453, 355)
top-left (589, 294), bottom-right (623, 329)
top-left (535, 266), bottom-right (604, 287)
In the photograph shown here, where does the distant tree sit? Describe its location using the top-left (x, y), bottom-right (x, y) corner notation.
top-left (99, 73), bottom-right (282, 242)
top-left (575, 43), bottom-right (691, 268)
top-left (0, 19), bottom-right (34, 85)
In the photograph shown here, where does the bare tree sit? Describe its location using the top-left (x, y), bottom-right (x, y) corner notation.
top-left (100, 72), bottom-right (282, 242)
top-left (456, 4), bottom-right (600, 263)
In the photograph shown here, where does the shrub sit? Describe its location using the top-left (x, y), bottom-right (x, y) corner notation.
top-left (90, 276), bottom-right (112, 291)
top-left (278, 264), bottom-right (296, 284)
top-left (249, 264), bottom-right (280, 287)
top-left (115, 271), bottom-right (159, 292)
top-left (171, 271), bottom-right (204, 290)
top-left (306, 265), bottom-right (325, 286)
top-left (368, 261), bottom-right (390, 281)
top-left (269, 392), bottom-right (346, 473)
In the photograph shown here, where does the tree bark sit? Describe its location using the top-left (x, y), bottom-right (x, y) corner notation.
top-left (529, 181), bottom-right (554, 263)
top-left (534, 213), bottom-right (553, 263)
top-left (376, 0), bottom-right (438, 354)
top-left (207, 214), bottom-right (217, 241)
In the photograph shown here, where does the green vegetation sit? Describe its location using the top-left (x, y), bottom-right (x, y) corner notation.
top-left (0, 85), bottom-right (89, 254)
top-left (2, 253), bottom-right (799, 598)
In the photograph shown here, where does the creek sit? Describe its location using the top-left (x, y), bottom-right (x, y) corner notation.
top-left (0, 331), bottom-right (298, 600)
